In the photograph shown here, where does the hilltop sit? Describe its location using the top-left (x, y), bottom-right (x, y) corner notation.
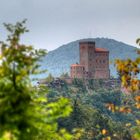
top-left (40, 38), bottom-right (138, 78)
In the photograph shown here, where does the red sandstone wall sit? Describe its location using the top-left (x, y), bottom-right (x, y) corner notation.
top-left (94, 70), bottom-right (110, 79)
top-left (70, 41), bottom-right (110, 79)
top-left (70, 65), bottom-right (85, 79)
top-left (80, 42), bottom-right (95, 72)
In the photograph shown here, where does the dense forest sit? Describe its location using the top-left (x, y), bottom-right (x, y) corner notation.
top-left (42, 77), bottom-right (139, 140)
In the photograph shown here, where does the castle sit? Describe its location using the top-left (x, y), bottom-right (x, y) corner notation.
top-left (70, 41), bottom-right (110, 79)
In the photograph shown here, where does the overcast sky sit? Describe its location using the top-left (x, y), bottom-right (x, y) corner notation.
top-left (0, 0), bottom-right (140, 50)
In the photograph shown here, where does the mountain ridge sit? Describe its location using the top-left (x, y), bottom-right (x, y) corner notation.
top-left (40, 38), bottom-right (138, 78)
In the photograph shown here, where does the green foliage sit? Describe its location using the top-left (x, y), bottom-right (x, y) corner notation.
top-left (87, 79), bottom-right (104, 91)
top-left (45, 73), bottom-right (54, 82)
top-left (114, 38), bottom-right (140, 139)
top-left (72, 78), bottom-right (86, 93)
top-left (0, 20), bottom-right (81, 140)
top-left (47, 79), bottom-right (139, 140)
top-left (58, 101), bottom-right (132, 140)
top-left (115, 38), bottom-right (140, 92)
top-left (115, 58), bottom-right (140, 91)
top-left (60, 72), bottom-right (70, 79)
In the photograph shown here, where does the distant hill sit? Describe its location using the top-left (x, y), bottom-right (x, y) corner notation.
top-left (40, 38), bottom-right (138, 78)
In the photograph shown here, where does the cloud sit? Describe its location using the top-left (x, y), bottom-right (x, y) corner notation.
top-left (0, 0), bottom-right (140, 50)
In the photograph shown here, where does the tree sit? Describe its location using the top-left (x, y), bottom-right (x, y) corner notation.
top-left (115, 38), bottom-right (140, 140)
top-left (115, 40), bottom-right (140, 92)
top-left (60, 72), bottom-right (70, 79)
top-left (46, 73), bottom-right (54, 82)
top-left (136, 38), bottom-right (140, 46)
top-left (0, 20), bottom-right (81, 140)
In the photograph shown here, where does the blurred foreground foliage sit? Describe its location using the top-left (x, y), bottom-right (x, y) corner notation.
top-left (115, 39), bottom-right (140, 92)
top-left (115, 38), bottom-right (140, 140)
top-left (0, 20), bottom-right (82, 140)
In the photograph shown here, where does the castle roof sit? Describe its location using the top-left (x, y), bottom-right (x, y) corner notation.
top-left (71, 64), bottom-right (84, 67)
top-left (95, 47), bottom-right (109, 52)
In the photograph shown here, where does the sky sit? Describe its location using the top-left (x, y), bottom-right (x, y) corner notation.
top-left (0, 0), bottom-right (140, 51)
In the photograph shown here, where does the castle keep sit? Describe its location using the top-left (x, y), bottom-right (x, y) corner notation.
top-left (70, 41), bottom-right (110, 79)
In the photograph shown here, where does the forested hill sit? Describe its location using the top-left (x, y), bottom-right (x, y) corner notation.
top-left (41, 38), bottom-right (138, 78)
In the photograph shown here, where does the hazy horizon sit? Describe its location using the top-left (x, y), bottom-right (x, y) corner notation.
top-left (0, 0), bottom-right (140, 51)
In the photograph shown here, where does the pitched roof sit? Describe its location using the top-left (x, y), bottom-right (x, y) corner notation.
top-left (95, 47), bottom-right (109, 52)
top-left (71, 64), bottom-right (84, 67)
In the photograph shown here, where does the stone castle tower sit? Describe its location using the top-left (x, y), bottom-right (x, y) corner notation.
top-left (70, 41), bottom-right (110, 79)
